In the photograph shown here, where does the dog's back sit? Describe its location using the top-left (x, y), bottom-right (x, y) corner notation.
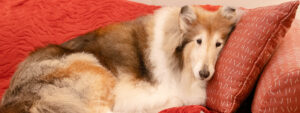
top-left (0, 11), bottom-right (153, 113)
top-left (1, 45), bottom-right (116, 113)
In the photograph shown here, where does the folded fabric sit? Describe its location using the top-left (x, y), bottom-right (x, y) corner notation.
top-left (159, 105), bottom-right (210, 113)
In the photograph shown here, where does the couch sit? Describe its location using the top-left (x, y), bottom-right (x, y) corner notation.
top-left (0, 0), bottom-right (299, 112)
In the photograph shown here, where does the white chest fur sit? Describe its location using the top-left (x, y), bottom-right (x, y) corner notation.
top-left (113, 76), bottom-right (206, 113)
top-left (112, 7), bottom-right (207, 113)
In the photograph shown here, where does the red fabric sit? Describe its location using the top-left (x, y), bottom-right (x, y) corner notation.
top-left (159, 105), bottom-right (210, 113)
top-left (252, 20), bottom-right (300, 113)
top-left (196, 5), bottom-right (220, 11)
top-left (0, 0), bottom-right (159, 100)
top-left (206, 1), bottom-right (299, 113)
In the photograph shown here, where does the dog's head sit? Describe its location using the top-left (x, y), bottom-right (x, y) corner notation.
top-left (179, 6), bottom-right (241, 81)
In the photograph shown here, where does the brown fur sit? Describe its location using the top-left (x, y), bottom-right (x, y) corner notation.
top-left (167, 7), bottom-right (236, 71)
top-left (194, 8), bottom-right (236, 39)
top-left (0, 101), bottom-right (32, 113)
top-left (43, 59), bottom-right (116, 113)
top-left (62, 16), bottom-right (155, 82)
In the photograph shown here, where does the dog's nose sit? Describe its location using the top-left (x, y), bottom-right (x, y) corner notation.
top-left (199, 70), bottom-right (210, 79)
top-left (199, 65), bottom-right (210, 79)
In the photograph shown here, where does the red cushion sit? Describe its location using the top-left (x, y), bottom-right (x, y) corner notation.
top-left (206, 1), bottom-right (299, 113)
top-left (252, 20), bottom-right (300, 113)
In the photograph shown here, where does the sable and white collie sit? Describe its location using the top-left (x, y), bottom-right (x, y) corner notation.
top-left (0, 5), bottom-right (240, 113)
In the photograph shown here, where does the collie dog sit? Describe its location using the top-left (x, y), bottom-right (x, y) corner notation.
top-left (0, 6), bottom-right (240, 113)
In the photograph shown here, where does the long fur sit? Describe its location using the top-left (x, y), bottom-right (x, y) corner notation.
top-left (0, 6), bottom-right (241, 113)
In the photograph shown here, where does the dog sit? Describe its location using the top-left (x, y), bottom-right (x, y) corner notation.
top-left (0, 5), bottom-right (241, 113)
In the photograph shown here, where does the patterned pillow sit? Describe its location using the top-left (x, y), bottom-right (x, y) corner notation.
top-left (206, 1), bottom-right (299, 113)
top-left (252, 20), bottom-right (300, 113)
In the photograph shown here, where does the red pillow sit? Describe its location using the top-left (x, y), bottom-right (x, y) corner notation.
top-left (252, 20), bottom-right (300, 113)
top-left (206, 1), bottom-right (299, 113)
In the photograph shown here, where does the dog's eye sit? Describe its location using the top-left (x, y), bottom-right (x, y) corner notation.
top-left (216, 42), bottom-right (221, 47)
top-left (197, 39), bottom-right (202, 45)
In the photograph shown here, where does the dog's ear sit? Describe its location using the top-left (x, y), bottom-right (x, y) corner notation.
top-left (219, 6), bottom-right (243, 24)
top-left (179, 5), bottom-right (196, 32)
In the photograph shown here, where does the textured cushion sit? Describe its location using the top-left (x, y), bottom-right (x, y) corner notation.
top-left (252, 20), bottom-right (300, 113)
top-left (206, 1), bottom-right (299, 113)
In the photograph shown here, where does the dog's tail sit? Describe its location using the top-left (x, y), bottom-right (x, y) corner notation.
top-left (0, 101), bottom-right (31, 113)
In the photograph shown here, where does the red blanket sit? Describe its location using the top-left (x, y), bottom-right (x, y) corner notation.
top-left (0, 0), bottom-right (158, 98)
top-left (0, 0), bottom-right (212, 112)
